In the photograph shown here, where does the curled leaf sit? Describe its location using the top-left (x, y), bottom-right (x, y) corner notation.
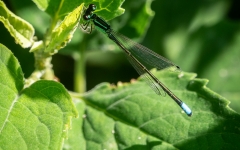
top-left (0, 0), bottom-right (34, 48)
top-left (45, 4), bottom-right (84, 53)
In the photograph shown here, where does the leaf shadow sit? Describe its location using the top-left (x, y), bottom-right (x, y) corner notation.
top-left (0, 44), bottom-right (24, 92)
top-left (123, 141), bottom-right (163, 150)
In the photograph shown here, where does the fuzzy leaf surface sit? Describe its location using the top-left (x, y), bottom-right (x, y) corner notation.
top-left (65, 69), bottom-right (240, 149)
top-left (0, 44), bottom-right (77, 149)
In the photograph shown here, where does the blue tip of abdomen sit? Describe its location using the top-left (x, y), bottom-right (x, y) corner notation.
top-left (181, 103), bottom-right (192, 116)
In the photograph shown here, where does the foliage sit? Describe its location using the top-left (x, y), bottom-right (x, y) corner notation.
top-left (0, 0), bottom-right (240, 149)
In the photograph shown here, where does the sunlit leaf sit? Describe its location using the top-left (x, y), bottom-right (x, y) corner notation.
top-left (45, 4), bottom-right (84, 53)
top-left (0, 44), bottom-right (78, 149)
top-left (65, 69), bottom-right (240, 149)
top-left (0, 0), bottom-right (34, 48)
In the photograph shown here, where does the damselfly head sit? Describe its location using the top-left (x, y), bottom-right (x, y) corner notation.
top-left (88, 4), bottom-right (97, 11)
top-left (83, 4), bottom-right (97, 21)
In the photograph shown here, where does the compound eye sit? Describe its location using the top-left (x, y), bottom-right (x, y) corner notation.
top-left (83, 14), bottom-right (91, 20)
top-left (89, 4), bottom-right (96, 11)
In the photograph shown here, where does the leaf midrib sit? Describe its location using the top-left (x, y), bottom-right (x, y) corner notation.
top-left (0, 94), bottom-right (18, 134)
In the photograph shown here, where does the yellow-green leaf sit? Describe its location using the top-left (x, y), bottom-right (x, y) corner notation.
top-left (45, 3), bottom-right (84, 53)
top-left (0, 0), bottom-right (34, 48)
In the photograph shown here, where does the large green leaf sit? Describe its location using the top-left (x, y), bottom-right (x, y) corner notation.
top-left (0, 0), bottom-right (34, 48)
top-left (65, 69), bottom-right (240, 149)
top-left (140, 0), bottom-right (240, 113)
top-left (0, 44), bottom-right (77, 149)
top-left (187, 21), bottom-right (240, 113)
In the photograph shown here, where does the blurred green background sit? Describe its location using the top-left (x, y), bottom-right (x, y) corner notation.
top-left (0, 0), bottom-right (240, 113)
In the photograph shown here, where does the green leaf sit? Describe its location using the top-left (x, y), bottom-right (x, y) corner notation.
top-left (63, 99), bottom-right (86, 150)
top-left (118, 0), bottom-right (155, 39)
top-left (32, 0), bottom-right (125, 21)
top-left (32, 0), bottom-right (81, 18)
top-left (43, 0), bottom-right (126, 55)
top-left (0, 43), bottom-right (24, 92)
top-left (44, 4), bottom-right (84, 53)
top-left (0, 44), bottom-right (78, 149)
top-left (60, 0), bottom-right (154, 62)
top-left (90, 0), bottom-right (125, 21)
top-left (33, 0), bottom-right (125, 53)
top-left (87, 0), bottom-right (154, 52)
top-left (30, 0), bottom-right (85, 54)
top-left (66, 69), bottom-right (240, 149)
top-left (32, 0), bottom-right (49, 11)
top-left (184, 21), bottom-right (240, 114)
top-left (16, 4), bottom-right (50, 36)
top-left (137, 0), bottom-right (240, 113)
top-left (0, 0), bottom-right (34, 48)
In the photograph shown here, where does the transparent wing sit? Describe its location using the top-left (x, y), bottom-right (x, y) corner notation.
top-left (125, 53), bottom-right (166, 96)
top-left (111, 30), bottom-right (180, 71)
top-left (109, 30), bottom-right (180, 96)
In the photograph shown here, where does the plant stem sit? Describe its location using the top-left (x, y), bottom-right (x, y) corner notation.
top-left (25, 50), bottom-right (54, 88)
top-left (74, 36), bottom-right (86, 93)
